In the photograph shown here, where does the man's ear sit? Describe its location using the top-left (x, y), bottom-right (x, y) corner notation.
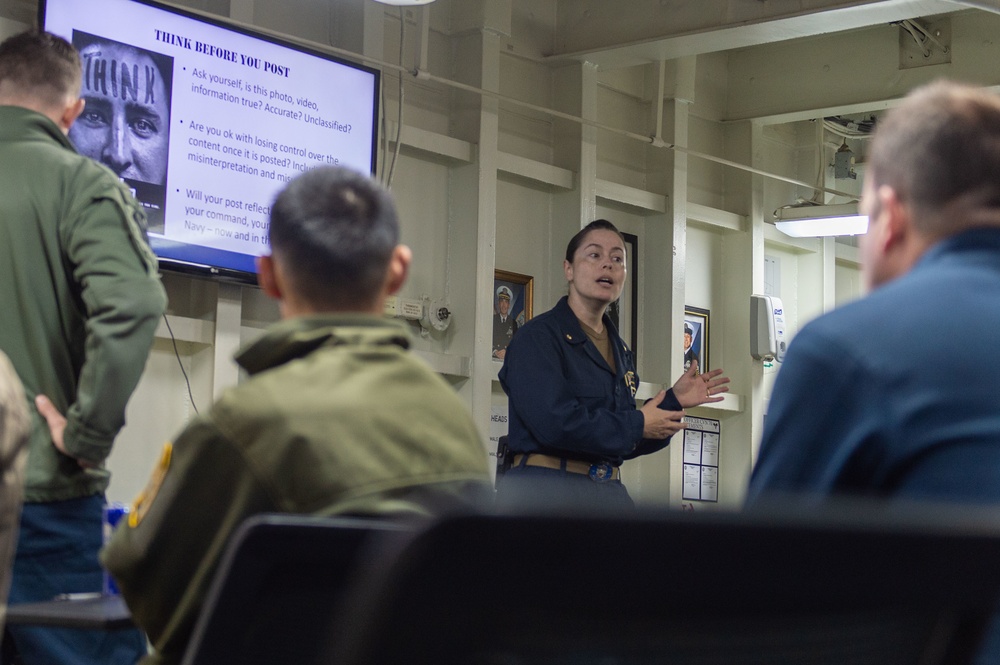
top-left (384, 244), bottom-right (412, 296)
top-left (256, 254), bottom-right (282, 300)
top-left (58, 97), bottom-right (85, 134)
top-left (876, 184), bottom-right (912, 253)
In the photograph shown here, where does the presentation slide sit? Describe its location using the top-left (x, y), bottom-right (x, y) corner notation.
top-left (42, 0), bottom-right (378, 279)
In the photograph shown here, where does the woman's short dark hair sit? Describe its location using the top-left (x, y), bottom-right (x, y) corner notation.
top-left (564, 219), bottom-right (625, 263)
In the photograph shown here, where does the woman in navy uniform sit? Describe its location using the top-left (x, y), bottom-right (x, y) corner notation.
top-left (497, 220), bottom-right (729, 512)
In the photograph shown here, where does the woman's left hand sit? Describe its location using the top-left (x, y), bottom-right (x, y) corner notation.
top-left (672, 360), bottom-right (730, 408)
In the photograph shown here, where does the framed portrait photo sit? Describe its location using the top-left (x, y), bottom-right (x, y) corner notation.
top-left (493, 270), bottom-right (533, 362)
top-left (683, 306), bottom-right (710, 373)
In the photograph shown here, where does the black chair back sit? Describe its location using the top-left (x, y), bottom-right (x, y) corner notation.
top-left (180, 513), bottom-right (407, 665)
top-left (330, 503), bottom-right (1000, 665)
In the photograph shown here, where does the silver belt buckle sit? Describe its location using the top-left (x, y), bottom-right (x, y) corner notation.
top-left (588, 462), bottom-right (615, 483)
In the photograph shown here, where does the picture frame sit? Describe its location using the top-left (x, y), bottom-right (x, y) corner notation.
top-left (607, 232), bottom-right (639, 356)
top-left (683, 306), bottom-right (710, 373)
top-left (493, 270), bottom-right (533, 362)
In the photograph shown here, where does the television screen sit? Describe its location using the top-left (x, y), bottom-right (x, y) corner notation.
top-left (41, 0), bottom-right (379, 284)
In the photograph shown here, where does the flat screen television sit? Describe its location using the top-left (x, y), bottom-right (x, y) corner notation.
top-left (40, 0), bottom-right (380, 284)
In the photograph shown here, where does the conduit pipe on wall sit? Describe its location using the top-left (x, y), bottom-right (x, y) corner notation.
top-left (403, 63), bottom-right (860, 198)
top-left (202, 3), bottom-right (857, 198)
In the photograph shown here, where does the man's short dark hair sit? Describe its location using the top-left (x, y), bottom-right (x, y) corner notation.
top-left (268, 166), bottom-right (399, 310)
top-left (564, 219), bottom-right (625, 263)
top-left (0, 31), bottom-right (81, 108)
top-left (869, 80), bottom-right (1000, 235)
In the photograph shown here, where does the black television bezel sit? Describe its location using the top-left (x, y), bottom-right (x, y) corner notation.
top-left (39, 0), bottom-right (381, 286)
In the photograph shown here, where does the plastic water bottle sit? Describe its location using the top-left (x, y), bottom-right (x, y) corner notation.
top-left (102, 503), bottom-right (127, 595)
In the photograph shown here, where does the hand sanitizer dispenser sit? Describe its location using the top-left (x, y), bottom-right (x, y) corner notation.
top-left (750, 295), bottom-right (786, 362)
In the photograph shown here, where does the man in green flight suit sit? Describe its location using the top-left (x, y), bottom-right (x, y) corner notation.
top-left (0, 30), bottom-right (165, 665)
top-left (101, 165), bottom-right (491, 665)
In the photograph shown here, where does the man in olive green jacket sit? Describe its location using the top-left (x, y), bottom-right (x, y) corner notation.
top-left (102, 165), bottom-right (490, 665)
top-left (0, 31), bottom-right (166, 664)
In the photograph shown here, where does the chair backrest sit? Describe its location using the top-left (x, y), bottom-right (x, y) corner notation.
top-left (329, 503), bottom-right (1000, 665)
top-left (179, 513), bottom-right (408, 665)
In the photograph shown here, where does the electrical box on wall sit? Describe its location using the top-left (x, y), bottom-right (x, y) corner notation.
top-left (383, 295), bottom-right (452, 336)
top-left (750, 295), bottom-right (786, 362)
top-left (383, 295), bottom-right (422, 320)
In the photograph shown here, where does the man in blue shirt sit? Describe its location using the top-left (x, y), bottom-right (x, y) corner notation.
top-left (746, 81), bottom-right (1000, 663)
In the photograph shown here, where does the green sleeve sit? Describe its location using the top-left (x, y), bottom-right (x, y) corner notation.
top-left (60, 188), bottom-right (166, 464)
top-left (100, 417), bottom-right (277, 663)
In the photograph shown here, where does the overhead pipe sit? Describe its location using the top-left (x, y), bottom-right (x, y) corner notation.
top-left (204, 1), bottom-right (857, 199)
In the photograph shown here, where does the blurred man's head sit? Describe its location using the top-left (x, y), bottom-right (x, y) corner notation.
top-left (69, 36), bottom-right (170, 184)
top-left (861, 81), bottom-right (1000, 289)
top-left (258, 166), bottom-right (411, 317)
top-left (0, 31), bottom-right (84, 133)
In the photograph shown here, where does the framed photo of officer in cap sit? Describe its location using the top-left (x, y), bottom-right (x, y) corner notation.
top-left (493, 270), bottom-right (533, 362)
top-left (683, 306), bottom-right (710, 373)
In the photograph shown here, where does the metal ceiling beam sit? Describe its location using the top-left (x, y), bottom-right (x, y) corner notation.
top-left (546, 0), bottom-right (965, 69)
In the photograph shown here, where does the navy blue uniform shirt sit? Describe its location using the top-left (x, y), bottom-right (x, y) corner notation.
top-left (499, 296), bottom-right (681, 465)
top-left (746, 228), bottom-right (1000, 503)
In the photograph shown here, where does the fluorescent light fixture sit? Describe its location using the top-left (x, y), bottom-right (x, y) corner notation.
top-left (773, 202), bottom-right (869, 238)
top-left (372, 0), bottom-right (435, 5)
